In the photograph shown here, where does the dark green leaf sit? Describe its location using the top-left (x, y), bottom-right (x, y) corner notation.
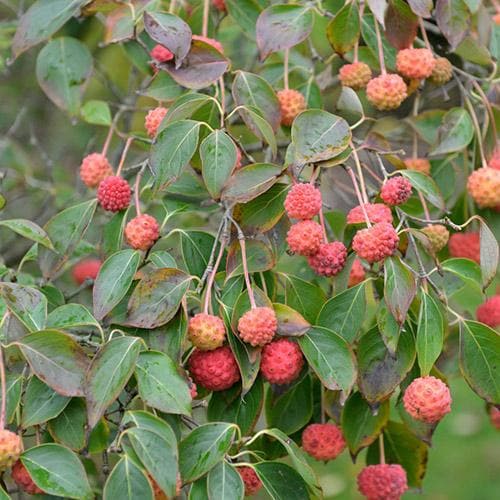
top-left (103, 456), bottom-right (153, 500)
top-left (430, 108), bottom-right (474, 156)
top-left (81, 100), bottom-right (112, 126)
top-left (226, 239), bottom-right (276, 279)
top-left (399, 170), bottom-right (445, 210)
top-left (226, 0), bottom-right (264, 37)
top-left (0, 219), bottom-right (53, 249)
top-left (0, 283), bottom-right (47, 332)
top-left (47, 398), bottom-right (87, 451)
top-left (384, 256), bottom-right (417, 325)
top-left (254, 462), bottom-right (309, 500)
top-left (327, 2), bottom-right (360, 55)
top-left (281, 273), bottom-right (326, 323)
top-left (47, 304), bottom-right (101, 332)
top-left (207, 461), bottom-right (244, 500)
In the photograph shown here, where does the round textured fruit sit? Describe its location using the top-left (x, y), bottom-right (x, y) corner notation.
top-left (347, 203), bottom-right (393, 225)
top-left (404, 157), bottom-right (431, 175)
top-left (396, 48), bottom-right (435, 80)
top-left (352, 223), bottom-right (399, 263)
top-left (339, 62), bottom-right (372, 90)
top-left (308, 241), bottom-right (348, 277)
top-left (150, 44), bottom-right (174, 63)
top-left (145, 107), bottom-right (168, 138)
top-left (238, 307), bottom-right (277, 347)
top-left (403, 376), bottom-right (452, 423)
top-left (192, 34), bottom-right (224, 53)
top-left (12, 460), bottom-right (43, 495)
top-left (476, 295), bottom-right (500, 328)
top-left (284, 183), bottom-right (322, 220)
top-left (366, 74), bottom-right (407, 111)
top-left (80, 153), bottom-right (113, 188)
top-left (260, 338), bottom-right (304, 385)
top-left (422, 224), bottom-right (449, 252)
top-left (302, 423), bottom-right (346, 461)
top-left (188, 346), bottom-right (240, 391)
top-left (277, 89), bottom-right (306, 126)
top-left (466, 167), bottom-right (500, 208)
top-left (448, 232), bottom-right (480, 263)
top-left (430, 57), bottom-right (453, 85)
top-left (97, 176), bottom-right (131, 212)
top-left (348, 259), bottom-right (366, 287)
top-left (72, 258), bottom-right (101, 284)
top-left (188, 313), bottom-right (226, 350)
top-left (0, 429), bottom-right (23, 470)
top-left (357, 464), bottom-right (408, 500)
top-left (238, 466), bottom-right (262, 496)
top-left (125, 214), bottom-right (160, 251)
top-left (286, 220), bottom-right (323, 256)
top-left (380, 177), bottom-right (412, 206)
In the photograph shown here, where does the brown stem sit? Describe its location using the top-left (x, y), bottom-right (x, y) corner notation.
top-left (379, 434), bottom-right (386, 464)
top-left (346, 167), bottom-right (372, 227)
top-left (350, 144), bottom-right (370, 204)
top-left (318, 209), bottom-right (328, 243)
top-left (418, 191), bottom-right (431, 220)
top-left (134, 168), bottom-right (144, 217)
top-left (373, 19), bottom-right (386, 74)
top-left (283, 48), bottom-right (290, 90)
top-left (418, 17), bottom-right (433, 52)
top-left (219, 76), bottom-right (226, 127)
top-left (203, 222), bottom-right (228, 314)
top-left (0, 346), bottom-right (6, 429)
top-left (101, 124), bottom-right (115, 157)
top-left (116, 137), bottom-right (134, 176)
top-left (202, 0), bottom-right (210, 37)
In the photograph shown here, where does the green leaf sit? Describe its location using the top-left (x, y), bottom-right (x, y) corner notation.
top-left (357, 328), bottom-right (416, 405)
top-left (47, 398), bottom-right (88, 451)
top-left (327, 2), bottom-right (360, 55)
top-left (102, 209), bottom-right (128, 257)
top-left (406, 110), bottom-right (446, 145)
top-left (85, 336), bottom-right (143, 428)
top-left (430, 108), bottom-right (474, 156)
top-left (189, 477), bottom-right (208, 499)
top-left (435, 0), bottom-right (471, 49)
top-left (179, 230), bottom-right (215, 279)
top-left (14, 330), bottom-right (89, 397)
top-left (273, 303), bottom-right (310, 337)
top-left (384, 256), bottom-right (417, 325)
top-left (0, 219), bottom-right (53, 249)
top-left (226, 0), bottom-right (264, 37)
top-left (265, 374), bottom-right (313, 435)
top-left (361, 13), bottom-right (397, 70)
top-left (12, 0), bottom-right (89, 58)
top-left (22, 376), bottom-right (70, 428)
top-left (459, 320), bottom-right (500, 404)
top-left (226, 239), bottom-right (275, 279)
top-left (376, 300), bottom-right (401, 354)
top-left (93, 249), bottom-right (141, 320)
top-left (1, 374), bottom-right (23, 425)
top-left (150, 120), bottom-right (201, 190)
top-left (416, 292), bottom-right (444, 376)
top-left (298, 326), bottom-right (356, 393)
top-left (141, 72), bottom-right (183, 101)
top-left (81, 99), bottom-right (112, 126)
top-left (235, 105), bottom-right (277, 154)
top-left (399, 170), bottom-right (445, 210)
top-left (21, 443), bottom-right (93, 499)
top-left (149, 251), bottom-right (177, 269)
top-left (479, 218), bottom-right (499, 289)
top-left (292, 110), bottom-right (351, 163)
top-left (232, 71), bottom-right (281, 132)
top-left (0, 283), bottom-right (47, 332)
top-left (125, 268), bottom-right (191, 329)
top-left (162, 93), bottom-right (213, 126)
top-left (254, 462), bottom-right (309, 500)
top-left (179, 423), bottom-right (237, 482)
top-left (256, 4), bottom-right (314, 60)
top-left (201, 130), bottom-right (238, 199)
top-left (281, 273), bottom-right (326, 323)
top-left (135, 351), bottom-right (191, 415)
top-left (316, 283), bottom-right (367, 342)
top-left (47, 304), bottom-right (101, 332)
top-left (123, 410), bottom-right (177, 442)
top-left (221, 163), bottom-right (283, 204)
top-left (36, 37), bottom-right (92, 115)
top-left (103, 456), bottom-right (153, 500)
top-left (342, 392), bottom-right (390, 458)
top-left (207, 461), bottom-right (245, 500)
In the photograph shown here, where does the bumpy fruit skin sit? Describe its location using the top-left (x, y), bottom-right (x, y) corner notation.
top-left (188, 313), bottom-right (226, 350)
top-left (308, 242), bottom-right (348, 277)
top-left (353, 223), bottom-right (399, 263)
top-left (150, 44), bottom-right (174, 63)
top-left (213, 0), bottom-right (226, 11)
top-left (302, 423), bottom-right (346, 461)
top-left (238, 307), bottom-right (277, 346)
top-left (125, 214), bottom-right (160, 251)
top-left (403, 376), bottom-right (452, 423)
top-left (430, 57), bottom-right (453, 85)
top-left (348, 259), bottom-right (366, 287)
top-left (476, 295), bottom-right (500, 328)
top-left (448, 232), bottom-right (480, 263)
top-left (357, 464), bottom-right (408, 500)
top-left (366, 74), bottom-right (407, 111)
top-left (396, 48), bottom-right (435, 79)
top-left (12, 460), bottom-right (43, 495)
top-left (97, 176), bottom-right (131, 212)
top-left (286, 220), bottom-right (323, 256)
top-left (347, 203), bottom-right (393, 225)
top-left (277, 89), bottom-right (306, 126)
top-left (490, 406), bottom-right (500, 429)
top-left (404, 157), bottom-right (431, 175)
top-left (422, 224), bottom-right (450, 252)
top-left (489, 148), bottom-right (500, 170)
top-left (380, 177), bottom-right (412, 206)
top-left (72, 258), bottom-right (101, 284)
top-left (145, 107), bottom-right (168, 138)
top-left (192, 34), bottom-right (224, 53)
top-left (188, 346), bottom-right (240, 391)
top-left (0, 430), bottom-right (23, 470)
top-left (284, 183), bottom-right (322, 220)
top-left (467, 167), bottom-right (500, 208)
top-left (238, 466), bottom-right (262, 496)
top-left (80, 153), bottom-right (113, 188)
top-left (339, 62), bottom-right (372, 90)
top-left (260, 338), bottom-right (304, 385)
